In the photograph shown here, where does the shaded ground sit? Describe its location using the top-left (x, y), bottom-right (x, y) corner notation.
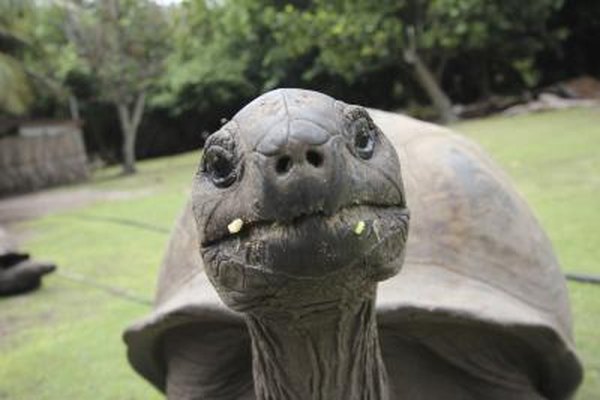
top-left (0, 109), bottom-right (599, 399)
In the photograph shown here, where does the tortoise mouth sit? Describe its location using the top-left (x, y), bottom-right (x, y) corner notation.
top-left (200, 203), bottom-right (409, 279)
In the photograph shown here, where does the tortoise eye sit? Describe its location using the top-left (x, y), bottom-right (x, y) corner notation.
top-left (353, 118), bottom-right (375, 160)
top-left (204, 146), bottom-right (237, 188)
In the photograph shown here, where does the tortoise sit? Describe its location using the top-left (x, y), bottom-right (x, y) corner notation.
top-left (0, 226), bottom-right (56, 296)
top-left (125, 89), bottom-right (582, 399)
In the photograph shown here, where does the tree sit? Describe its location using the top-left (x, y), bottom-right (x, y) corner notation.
top-left (260, 0), bottom-right (564, 123)
top-left (0, 1), bottom-right (34, 115)
top-left (259, 1), bottom-right (457, 121)
top-left (154, 0), bottom-right (263, 115)
top-left (146, 0), bottom-right (568, 127)
top-left (63, 0), bottom-right (169, 174)
top-left (17, 3), bottom-right (86, 120)
top-left (0, 1), bottom-right (82, 118)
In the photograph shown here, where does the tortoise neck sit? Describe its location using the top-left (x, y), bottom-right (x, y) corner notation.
top-left (245, 293), bottom-right (389, 400)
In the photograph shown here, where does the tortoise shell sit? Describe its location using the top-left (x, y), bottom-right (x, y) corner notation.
top-left (124, 107), bottom-right (581, 399)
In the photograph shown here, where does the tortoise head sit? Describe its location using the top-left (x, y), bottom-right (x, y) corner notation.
top-left (193, 89), bottom-right (409, 314)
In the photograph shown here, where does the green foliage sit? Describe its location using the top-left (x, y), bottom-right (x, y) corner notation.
top-left (264, 1), bottom-right (402, 82)
top-left (0, 1), bottom-right (90, 116)
top-left (157, 0), bottom-right (569, 119)
top-left (56, 0), bottom-right (172, 174)
top-left (0, 1), bottom-right (34, 115)
top-left (266, 0), bottom-right (565, 88)
top-left (0, 53), bottom-right (33, 115)
top-left (153, 0), bottom-right (255, 113)
top-left (1, 0), bottom-right (596, 157)
top-left (63, 0), bottom-right (170, 105)
top-left (24, 4), bottom-right (86, 90)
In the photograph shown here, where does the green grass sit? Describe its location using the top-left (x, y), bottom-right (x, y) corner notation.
top-left (0, 107), bottom-right (599, 399)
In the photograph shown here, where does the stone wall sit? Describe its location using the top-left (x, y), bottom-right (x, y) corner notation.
top-left (0, 122), bottom-right (88, 196)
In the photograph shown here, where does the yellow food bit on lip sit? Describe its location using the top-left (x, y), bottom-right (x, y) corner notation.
top-left (228, 218), bottom-right (244, 234)
top-left (354, 220), bottom-right (366, 235)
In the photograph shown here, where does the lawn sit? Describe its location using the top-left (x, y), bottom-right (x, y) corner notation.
top-left (0, 107), bottom-right (598, 399)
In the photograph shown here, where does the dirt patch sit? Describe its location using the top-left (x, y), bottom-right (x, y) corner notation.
top-left (0, 188), bottom-right (152, 226)
top-left (502, 93), bottom-right (599, 116)
top-left (0, 187), bottom-right (153, 246)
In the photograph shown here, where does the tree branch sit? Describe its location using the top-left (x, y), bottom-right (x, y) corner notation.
top-left (131, 91), bottom-right (146, 135)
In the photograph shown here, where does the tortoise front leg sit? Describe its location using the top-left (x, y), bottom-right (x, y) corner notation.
top-left (163, 323), bottom-right (255, 400)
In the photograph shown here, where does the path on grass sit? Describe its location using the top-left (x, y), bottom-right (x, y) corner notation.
top-left (0, 188), bottom-right (152, 226)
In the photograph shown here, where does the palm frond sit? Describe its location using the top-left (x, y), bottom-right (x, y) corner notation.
top-left (0, 52), bottom-right (33, 115)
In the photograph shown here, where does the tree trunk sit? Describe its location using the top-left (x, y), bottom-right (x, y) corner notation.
top-left (69, 95), bottom-right (80, 121)
top-left (403, 27), bottom-right (457, 124)
top-left (116, 91), bottom-right (146, 175)
top-left (406, 51), bottom-right (457, 124)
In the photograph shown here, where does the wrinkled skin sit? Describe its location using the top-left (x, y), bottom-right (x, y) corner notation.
top-left (194, 90), bottom-right (409, 312)
top-left (191, 89), bottom-right (409, 399)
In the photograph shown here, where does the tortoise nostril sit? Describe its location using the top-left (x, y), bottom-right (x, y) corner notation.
top-left (275, 155), bottom-right (293, 174)
top-left (306, 150), bottom-right (323, 168)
